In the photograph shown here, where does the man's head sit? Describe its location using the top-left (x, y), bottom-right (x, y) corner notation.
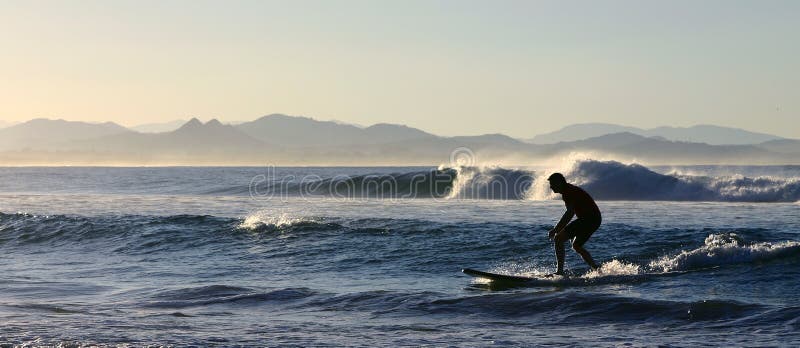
top-left (547, 173), bottom-right (568, 193)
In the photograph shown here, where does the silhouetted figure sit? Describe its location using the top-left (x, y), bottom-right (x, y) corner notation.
top-left (546, 173), bottom-right (601, 275)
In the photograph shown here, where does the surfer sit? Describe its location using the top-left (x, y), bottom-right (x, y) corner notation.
top-left (546, 173), bottom-right (601, 275)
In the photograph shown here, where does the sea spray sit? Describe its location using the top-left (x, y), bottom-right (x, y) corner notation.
top-left (443, 166), bottom-right (534, 200)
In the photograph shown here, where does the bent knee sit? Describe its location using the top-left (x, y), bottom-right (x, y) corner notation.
top-left (571, 242), bottom-right (585, 251)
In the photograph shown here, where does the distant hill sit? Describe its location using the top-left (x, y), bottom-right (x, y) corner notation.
top-left (235, 114), bottom-right (437, 147)
top-left (529, 123), bottom-right (784, 145)
top-left (528, 123), bottom-right (642, 144)
top-left (553, 132), bottom-right (650, 149)
top-left (130, 119), bottom-right (187, 133)
top-left (539, 132), bottom-right (782, 164)
top-left (66, 118), bottom-right (269, 158)
top-left (756, 139), bottom-right (800, 154)
top-left (0, 118), bottom-right (132, 151)
top-left (0, 115), bottom-right (797, 165)
top-left (362, 123), bottom-right (436, 143)
top-left (645, 125), bottom-right (783, 145)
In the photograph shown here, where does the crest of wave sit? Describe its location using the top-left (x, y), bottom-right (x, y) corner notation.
top-left (524, 152), bottom-right (636, 200)
top-left (440, 165), bottom-right (534, 200)
top-left (568, 160), bottom-right (800, 202)
top-left (238, 211), bottom-right (313, 231)
top-left (542, 158), bottom-right (800, 202)
top-left (648, 233), bottom-right (800, 272)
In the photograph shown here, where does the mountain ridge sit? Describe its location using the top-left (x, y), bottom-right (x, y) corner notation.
top-left (0, 116), bottom-right (797, 165)
top-left (528, 123), bottom-right (784, 145)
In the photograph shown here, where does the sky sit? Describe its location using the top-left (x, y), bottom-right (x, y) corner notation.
top-left (0, 0), bottom-right (798, 138)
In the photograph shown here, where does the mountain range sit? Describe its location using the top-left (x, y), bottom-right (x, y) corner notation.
top-left (0, 115), bottom-right (797, 165)
top-left (528, 123), bottom-right (784, 145)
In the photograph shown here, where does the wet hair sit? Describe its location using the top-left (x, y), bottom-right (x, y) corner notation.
top-left (547, 172), bottom-right (567, 184)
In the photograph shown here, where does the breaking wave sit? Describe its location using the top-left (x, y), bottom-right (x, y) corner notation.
top-left (569, 160), bottom-right (800, 202)
top-left (649, 233), bottom-right (800, 272)
top-left (244, 160), bottom-right (800, 202)
top-left (248, 167), bottom-right (534, 199)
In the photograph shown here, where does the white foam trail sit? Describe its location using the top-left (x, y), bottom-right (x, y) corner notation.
top-left (488, 261), bottom-right (551, 278)
top-left (648, 233), bottom-right (800, 272)
top-left (485, 234), bottom-right (798, 284)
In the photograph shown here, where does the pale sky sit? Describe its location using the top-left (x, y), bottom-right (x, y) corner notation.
top-left (0, 0), bottom-right (798, 138)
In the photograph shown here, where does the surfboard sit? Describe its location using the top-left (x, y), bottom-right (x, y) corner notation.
top-left (463, 266), bottom-right (715, 287)
top-left (462, 268), bottom-right (554, 282)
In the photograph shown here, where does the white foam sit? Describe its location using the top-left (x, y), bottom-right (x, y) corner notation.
top-left (525, 152), bottom-right (607, 201)
top-left (445, 166), bottom-right (478, 199)
top-left (488, 261), bottom-right (552, 278)
top-left (238, 211), bottom-right (311, 231)
top-left (442, 165), bottom-right (535, 200)
top-left (582, 259), bottom-right (641, 279)
top-left (648, 233), bottom-right (800, 272)
top-left (705, 175), bottom-right (800, 202)
top-left (524, 172), bottom-right (555, 201)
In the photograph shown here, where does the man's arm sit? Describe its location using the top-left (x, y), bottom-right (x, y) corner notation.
top-left (548, 209), bottom-right (575, 239)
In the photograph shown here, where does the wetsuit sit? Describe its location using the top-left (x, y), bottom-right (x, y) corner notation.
top-left (560, 183), bottom-right (601, 246)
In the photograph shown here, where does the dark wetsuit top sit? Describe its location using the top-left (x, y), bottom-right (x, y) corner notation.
top-left (561, 184), bottom-right (601, 219)
top-left (560, 184), bottom-right (601, 245)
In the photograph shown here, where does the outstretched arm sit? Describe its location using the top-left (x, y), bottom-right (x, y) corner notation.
top-left (549, 208), bottom-right (574, 239)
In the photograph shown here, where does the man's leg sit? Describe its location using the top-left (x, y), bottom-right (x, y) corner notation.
top-left (553, 233), bottom-right (569, 275)
top-left (571, 217), bottom-right (601, 270)
top-left (553, 221), bottom-right (580, 275)
top-left (572, 242), bottom-right (599, 270)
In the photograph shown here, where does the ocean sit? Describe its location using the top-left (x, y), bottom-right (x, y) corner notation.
top-left (1, 161), bottom-right (799, 346)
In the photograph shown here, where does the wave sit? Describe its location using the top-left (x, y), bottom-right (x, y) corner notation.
top-left (417, 292), bottom-right (764, 323)
top-left (3, 212), bottom-right (797, 278)
top-left (249, 168), bottom-right (457, 198)
top-left (246, 167), bottom-right (536, 200)
top-left (141, 284), bottom-right (774, 326)
top-left (140, 283), bottom-right (769, 325)
top-left (445, 166), bottom-right (534, 199)
top-left (239, 160), bottom-right (800, 202)
top-left (570, 160), bottom-right (800, 202)
top-left (0, 212), bottom-right (240, 252)
top-left (237, 212), bottom-right (341, 232)
top-left (145, 285), bottom-right (318, 309)
top-left (649, 233), bottom-right (800, 272)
